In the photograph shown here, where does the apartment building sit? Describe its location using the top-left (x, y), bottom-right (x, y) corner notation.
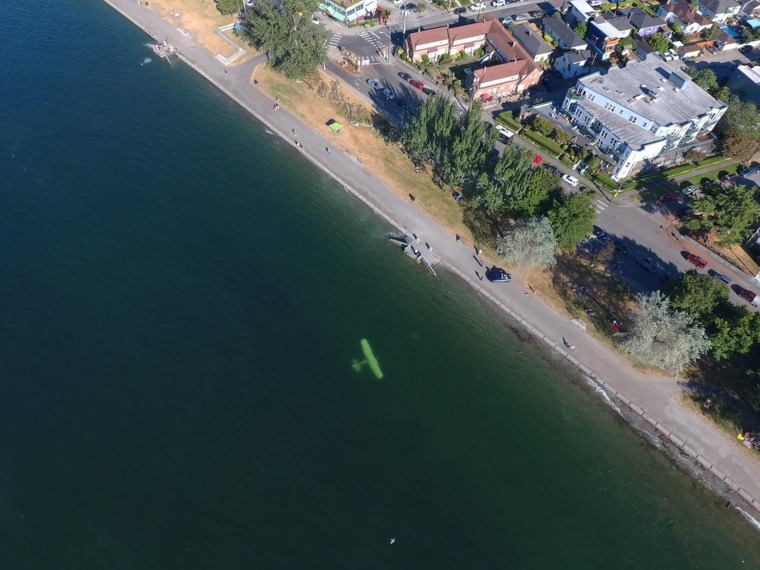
top-left (561, 60), bottom-right (727, 180)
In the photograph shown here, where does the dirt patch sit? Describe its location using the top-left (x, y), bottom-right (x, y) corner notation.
top-left (143, 0), bottom-right (257, 63)
top-left (252, 64), bottom-right (473, 243)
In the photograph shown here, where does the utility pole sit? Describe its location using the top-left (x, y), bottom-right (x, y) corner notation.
top-left (387, 25), bottom-right (392, 61)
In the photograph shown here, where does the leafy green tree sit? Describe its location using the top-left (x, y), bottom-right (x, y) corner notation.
top-left (243, 0), bottom-right (328, 80)
top-left (401, 95), bottom-right (457, 165)
top-left (622, 291), bottom-right (710, 374)
top-left (497, 216), bottom-right (557, 269)
top-left (443, 100), bottom-right (497, 187)
top-left (217, 0), bottom-right (242, 15)
top-left (647, 32), bottom-right (671, 53)
top-left (716, 97), bottom-right (760, 140)
top-left (532, 116), bottom-right (554, 137)
top-left (664, 270), bottom-right (728, 322)
top-left (546, 192), bottom-right (596, 251)
top-left (709, 305), bottom-right (759, 361)
top-left (687, 183), bottom-right (760, 245)
top-left (574, 22), bottom-right (587, 38)
top-left (684, 67), bottom-right (718, 95)
top-left (720, 133), bottom-right (758, 162)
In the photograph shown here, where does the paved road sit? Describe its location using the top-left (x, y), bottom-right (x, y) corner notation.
top-left (103, 0), bottom-right (760, 510)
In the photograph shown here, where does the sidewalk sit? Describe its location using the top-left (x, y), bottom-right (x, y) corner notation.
top-left (103, 0), bottom-right (760, 514)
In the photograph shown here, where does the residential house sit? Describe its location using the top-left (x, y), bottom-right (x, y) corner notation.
top-left (635, 38), bottom-right (661, 60)
top-left (567, 0), bottom-right (598, 27)
top-left (561, 60), bottom-right (727, 180)
top-left (543, 16), bottom-right (587, 50)
top-left (510, 22), bottom-right (554, 62)
top-left (657, 2), bottom-right (712, 34)
top-left (405, 26), bottom-right (450, 62)
top-left (695, 0), bottom-right (741, 23)
top-left (626, 7), bottom-right (669, 37)
top-left (405, 20), bottom-right (543, 98)
top-left (553, 49), bottom-right (593, 78)
top-left (586, 12), bottom-right (631, 60)
top-left (726, 64), bottom-right (760, 106)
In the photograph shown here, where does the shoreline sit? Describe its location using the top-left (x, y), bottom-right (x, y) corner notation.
top-left (101, 0), bottom-right (760, 517)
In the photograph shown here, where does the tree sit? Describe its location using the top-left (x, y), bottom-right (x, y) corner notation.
top-left (574, 22), bottom-right (588, 38)
top-left (716, 97), bottom-right (760, 141)
top-left (243, 0), bottom-right (328, 80)
top-left (532, 116), bottom-right (554, 137)
top-left (470, 145), bottom-right (558, 219)
top-left (709, 306), bottom-right (759, 361)
top-left (401, 95), bottom-right (457, 165)
top-left (546, 192), bottom-right (596, 251)
top-left (497, 216), bottom-right (557, 269)
top-left (687, 183), bottom-right (760, 245)
top-left (684, 67), bottom-right (718, 95)
top-left (720, 133), bottom-right (758, 162)
top-left (647, 32), bottom-right (671, 53)
top-left (621, 292), bottom-right (710, 374)
top-left (443, 100), bottom-right (497, 187)
top-left (664, 270), bottom-right (728, 323)
top-left (217, 0), bottom-right (242, 14)
top-left (684, 149), bottom-right (705, 164)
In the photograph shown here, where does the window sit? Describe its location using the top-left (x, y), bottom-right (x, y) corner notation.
top-left (628, 116), bottom-right (637, 124)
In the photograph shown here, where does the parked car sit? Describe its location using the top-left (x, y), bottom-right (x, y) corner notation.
top-left (383, 87), bottom-right (396, 100)
top-left (499, 15), bottom-right (514, 25)
top-left (491, 0), bottom-right (506, 6)
top-left (659, 193), bottom-right (680, 203)
top-left (708, 269), bottom-right (732, 284)
top-left (453, 6), bottom-right (467, 13)
top-left (637, 257), bottom-right (655, 272)
top-left (741, 166), bottom-right (760, 177)
top-left (512, 13), bottom-right (528, 21)
top-left (562, 174), bottom-right (579, 187)
top-left (593, 226), bottom-right (609, 243)
top-left (398, 71), bottom-right (412, 81)
top-left (736, 286), bottom-right (759, 305)
top-left (687, 253), bottom-right (707, 268)
top-left (486, 267), bottom-right (511, 283)
top-left (469, 2), bottom-right (486, 10)
top-left (311, 15), bottom-right (320, 24)
top-left (681, 185), bottom-right (699, 196)
top-left (740, 44), bottom-right (753, 54)
top-left (530, 10), bottom-right (545, 17)
top-left (422, 87), bottom-right (436, 96)
top-left (410, 79), bottom-right (425, 90)
top-left (366, 78), bottom-right (382, 90)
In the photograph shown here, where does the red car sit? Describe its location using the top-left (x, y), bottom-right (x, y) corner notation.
top-left (687, 253), bottom-right (707, 268)
top-left (736, 286), bottom-right (758, 305)
top-left (659, 193), bottom-right (680, 203)
top-left (410, 79), bottom-right (425, 90)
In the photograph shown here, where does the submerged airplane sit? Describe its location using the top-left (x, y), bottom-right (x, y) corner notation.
top-left (352, 339), bottom-right (383, 379)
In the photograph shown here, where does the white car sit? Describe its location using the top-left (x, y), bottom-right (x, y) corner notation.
top-left (491, 0), bottom-right (506, 6)
top-left (562, 174), bottom-right (579, 187)
top-left (682, 185), bottom-right (699, 196)
top-left (494, 124), bottom-right (514, 139)
top-left (469, 2), bottom-right (486, 11)
top-left (383, 87), bottom-right (396, 100)
top-left (311, 15), bottom-right (320, 24)
top-left (366, 78), bottom-right (382, 90)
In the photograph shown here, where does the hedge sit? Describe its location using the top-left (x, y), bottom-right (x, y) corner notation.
top-left (497, 111), bottom-right (522, 131)
top-left (593, 172), bottom-right (620, 190)
top-left (521, 128), bottom-right (562, 157)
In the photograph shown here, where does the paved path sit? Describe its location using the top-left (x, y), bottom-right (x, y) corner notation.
top-left (103, 0), bottom-right (760, 513)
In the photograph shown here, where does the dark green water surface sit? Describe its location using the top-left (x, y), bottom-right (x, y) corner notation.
top-left (1, 2), bottom-right (759, 567)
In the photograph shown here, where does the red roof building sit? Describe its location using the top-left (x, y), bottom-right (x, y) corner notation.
top-left (405, 20), bottom-right (543, 99)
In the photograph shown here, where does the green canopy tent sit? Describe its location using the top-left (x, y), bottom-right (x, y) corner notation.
top-left (327, 120), bottom-right (343, 135)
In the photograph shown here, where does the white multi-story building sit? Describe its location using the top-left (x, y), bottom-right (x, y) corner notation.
top-left (561, 60), bottom-right (727, 180)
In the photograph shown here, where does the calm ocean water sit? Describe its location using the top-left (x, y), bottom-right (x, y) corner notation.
top-left (0, 1), bottom-right (759, 567)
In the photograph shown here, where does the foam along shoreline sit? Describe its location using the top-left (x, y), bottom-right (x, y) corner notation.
top-left (101, 0), bottom-right (760, 517)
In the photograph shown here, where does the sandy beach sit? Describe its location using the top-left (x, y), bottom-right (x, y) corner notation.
top-left (102, 0), bottom-right (760, 515)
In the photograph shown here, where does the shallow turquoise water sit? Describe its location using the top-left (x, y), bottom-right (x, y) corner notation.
top-left (0, 1), bottom-right (759, 567)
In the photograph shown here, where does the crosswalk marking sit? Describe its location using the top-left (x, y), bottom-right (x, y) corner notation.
top-left (594, 199), bottom-right (607, 215)
top-left (326, 33), bottom-right (341, 47)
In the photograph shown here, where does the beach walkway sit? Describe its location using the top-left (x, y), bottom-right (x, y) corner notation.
top-left (103, 0), bottom-right (760, 513)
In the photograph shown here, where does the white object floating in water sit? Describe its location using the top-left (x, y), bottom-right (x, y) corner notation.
top-left (390, 538), bottom-right (395, 544)
top-left (141, 57), bottom-right (152, 65)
